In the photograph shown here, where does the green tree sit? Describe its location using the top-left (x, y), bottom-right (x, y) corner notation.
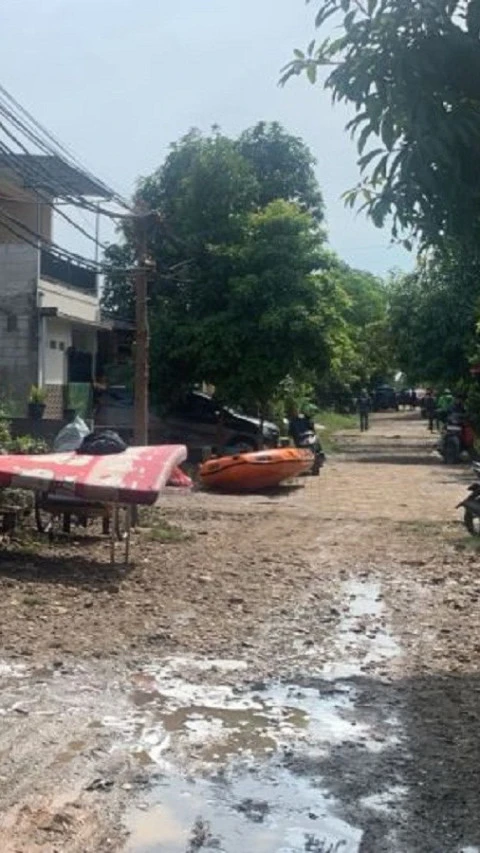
top-left (200, 200), bottom-right (337, 413)
top-left (387, 251), bottom-right (480, 385)
top-left (238, 121), bottom-right (324, 223)
top-left (282, 0), bottom-right (480, 249)
top-left (338, 265), bottom-right (392, 387)
top-left (103, 124), bottom-right (342, 408)
top-left (339, 266), bottom-right (386, 330)
top-left (313, 260), bottom-right (393, 406)
top-left (139, 129), bottom-right (258, 247)
top-left (101, 243), bottom-right (135, 320)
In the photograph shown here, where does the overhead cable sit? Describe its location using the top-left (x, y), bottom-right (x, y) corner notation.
top-left (0, 84), bottom-right (132, 210)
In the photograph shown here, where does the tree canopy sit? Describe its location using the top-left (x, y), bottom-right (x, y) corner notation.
top-left (237, 121), bottom-right (324, 223)
top-left (103, 123), bottom-right (357, 411)
top-left (387, 251), bottom-right (480, 385)
top-left (282, 0), bottom-right (480, 250)
top-left (185, 199), bottom-right (333, 410)
top-left (102, 122), bottom-right (391, 414)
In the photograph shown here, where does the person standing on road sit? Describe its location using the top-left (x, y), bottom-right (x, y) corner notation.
top-left (422, 388), bottom-right (436, 432)
top-left (437, 389), bottom-right (454, 429)
top-left (357, 389), bottom-right (372, 432)
top-left (288, 406), bottom-right (308, 445)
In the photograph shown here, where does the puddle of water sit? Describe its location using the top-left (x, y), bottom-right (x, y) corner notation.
top-left (276, 576), bottom-right (401, 681)
top-left (360, 785), bottom-right (408, 815)
top-left (122, 657), bottom-right (403, 853)
top-left (323, 580), bottom-right (401, 681)
top-left (0, 660), bottom-right (27, 680)
top-left (345, 581), bottom-right (383, 619)
top-left (118, 659), bottom-right (388, 770)
top-left (127, 770), bottom-right (363, 853)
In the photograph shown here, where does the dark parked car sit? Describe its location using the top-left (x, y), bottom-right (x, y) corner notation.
top-left (372, 385), bottom-right (398, 412)
top-left (95, 388), bottom-right (280, 452)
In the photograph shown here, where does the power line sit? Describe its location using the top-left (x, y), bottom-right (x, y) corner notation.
top-left (0, 205), bottom-right (98, 269)
top-left (0, 85), bottom-right (179, 293)
top-left (0, 101), bottom-right (117, 216)
top-left (0, 84), bottom-right (132, 211)
top-left (0, 99), bottom-right (110, 208)
top-left (0, 127), bottom-right (109, 253)
top-left (0, 213), bottom-right (134, 286)
top-left (0, 82), bottom-right (136, 268)
top-left (0, 205), bottom-right (160, 279)
top-left (0, 208), bottom-right (57, 257)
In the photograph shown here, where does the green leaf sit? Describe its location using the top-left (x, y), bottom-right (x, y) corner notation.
top-left (307, 39), bottom-right (316, 56)
top-left (357, 123), bottom-right (373, 154)
top-left (293, 49), bottom-right (305, 59)
top-left (371, 154), bottom-right (388, 183)
top-left (307, 62), bottom-right (317, 84)
top-left (371, 197), bottom-right (390, 227)
top-left (344, 10), bottom-right (356, 30)
top-left (346, 111), bottom-right (369, 133)
top-left (358, 148), bottom-right (383, 170)
top-left (381, 116), bottom-right (395, 151)
top-left (315, 4), bottom-right (338, 28)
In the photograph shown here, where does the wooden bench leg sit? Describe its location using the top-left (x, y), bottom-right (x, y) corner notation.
top-left (110, 506), bottom-right (117, 565)
top-left (124, 506), bottom-right (132, 564)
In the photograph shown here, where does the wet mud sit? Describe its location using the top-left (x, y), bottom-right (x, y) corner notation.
top-left (1, 414), bottom-right (480, 852)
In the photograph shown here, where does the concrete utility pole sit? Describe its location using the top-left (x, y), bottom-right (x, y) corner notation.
top-left (132, 210), bottom-right (157, 447)
top-left (133, 218), bottom-right (148, 446)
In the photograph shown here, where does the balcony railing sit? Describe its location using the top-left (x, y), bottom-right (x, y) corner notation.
top-left (40, 249), bottom-right (97, 295)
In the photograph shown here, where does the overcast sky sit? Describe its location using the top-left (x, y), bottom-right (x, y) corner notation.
top-left (0, 0), bottom-right (413, 276)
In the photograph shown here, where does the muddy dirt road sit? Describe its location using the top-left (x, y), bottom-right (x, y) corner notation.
top-left (1, 412), bottom-right (480, 852)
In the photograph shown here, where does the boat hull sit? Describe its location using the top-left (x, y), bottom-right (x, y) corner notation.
top-left (199, 448), bottom-right (313, 491)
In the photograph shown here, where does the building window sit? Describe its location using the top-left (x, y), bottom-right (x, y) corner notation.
top-left (6, 315), bottom-right (17, 332)
top-left (49, 340), bottom-right (57, 349)
top-left (59, 342), bottom-right (65, 352)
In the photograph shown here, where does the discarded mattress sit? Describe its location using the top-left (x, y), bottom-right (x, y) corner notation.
top-left (0, 445), bottom-right (190, 505)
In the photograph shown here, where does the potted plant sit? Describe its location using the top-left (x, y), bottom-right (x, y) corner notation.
top-left (28, 386), bottom-right (47, 420)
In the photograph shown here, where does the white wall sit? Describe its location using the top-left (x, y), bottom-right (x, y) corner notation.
top-left (39, 279), bottom-right (100, 324)
top-left (44, 317), bottom-right (71, 385)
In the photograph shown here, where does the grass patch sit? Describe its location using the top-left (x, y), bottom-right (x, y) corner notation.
top-left (454, 535), bottom-right (480, 552)
top-left (148, 520), bottom-right (190, 543)
top-left (315, 410), bottom-right (357, 451)
top-left (23, 594), bottom-right (44, 607)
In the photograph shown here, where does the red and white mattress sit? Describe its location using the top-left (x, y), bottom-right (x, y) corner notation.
top-left (0, 445), bottom-right (190, 505)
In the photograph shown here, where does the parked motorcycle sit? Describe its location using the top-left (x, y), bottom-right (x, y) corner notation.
top-left (438, 413), bottom-right (475, 464)
top-left (295, 430), bottom-right (326, 476)
top-left (457, 461), bottom-right (480, 535)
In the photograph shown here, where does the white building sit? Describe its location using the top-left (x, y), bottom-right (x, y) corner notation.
top-left (0, 154), bottom-right (131, 418)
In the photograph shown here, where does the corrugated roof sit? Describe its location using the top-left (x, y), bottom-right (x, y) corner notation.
top-left (0, 154), bottom-right (113, 199)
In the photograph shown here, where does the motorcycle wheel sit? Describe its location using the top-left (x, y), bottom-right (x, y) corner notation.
top-left (465, 507), bottom-right (480, 536)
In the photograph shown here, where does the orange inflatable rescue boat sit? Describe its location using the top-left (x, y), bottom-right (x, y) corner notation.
top-left (199, 447), bottom-right (313, 491)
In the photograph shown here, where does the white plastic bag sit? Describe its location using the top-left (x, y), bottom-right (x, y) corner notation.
top-left (53, 416), bottom-right (91, 452)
